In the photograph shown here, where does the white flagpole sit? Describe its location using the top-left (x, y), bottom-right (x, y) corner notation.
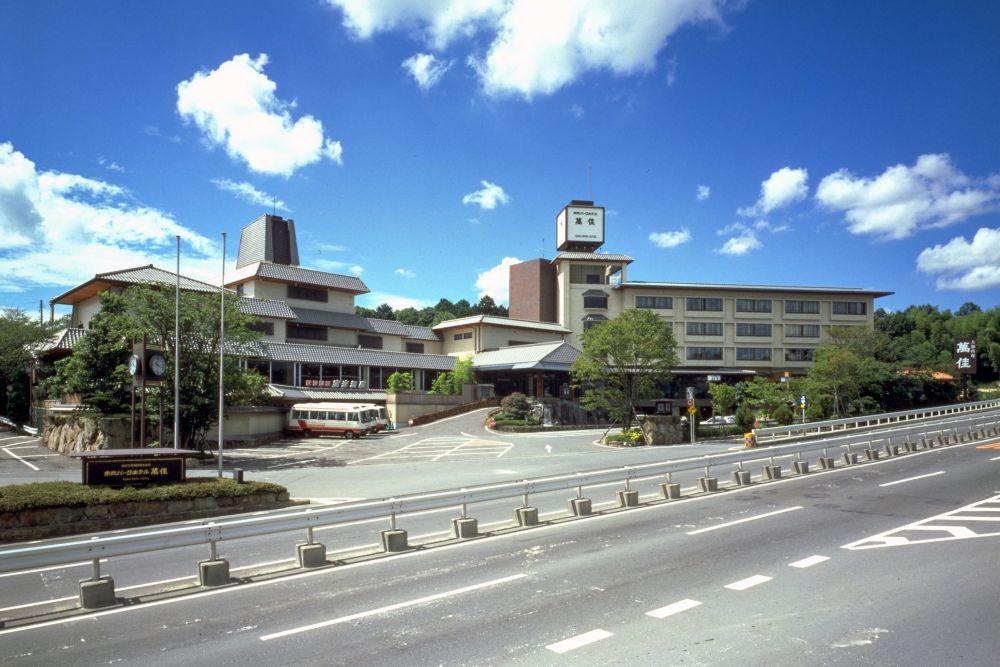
top-left (218, 232), bottom-right (226, 477)
top-left (174, 236), bottom-right (181, 449)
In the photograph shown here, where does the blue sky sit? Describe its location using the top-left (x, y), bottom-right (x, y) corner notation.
top-left (3, 1), bottom-right (999, 318)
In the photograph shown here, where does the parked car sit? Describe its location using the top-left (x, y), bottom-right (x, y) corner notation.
top-left (702, 415), bottom-right (735, 426)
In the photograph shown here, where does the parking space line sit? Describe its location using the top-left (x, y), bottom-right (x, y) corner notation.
top-left (2, 447), bottom-right (40, 471)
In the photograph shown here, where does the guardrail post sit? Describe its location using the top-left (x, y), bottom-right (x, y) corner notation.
top-left (884, 438), bottom-right (899, 457)
top-left (763, 455), bottom-right (782, 480)
top-left (818, 447), bottom-right (834, 469)
top-left (731, 460), bottom-right (751, 486)
top-left (79, 557), bottom-right (116, 609)
top-left (904, 434), bottom-right (915, 453)
top-left (792, 451), bottom-right (809, 475)
top-left (296, 524), bottom-right (327, 568)
top-left (198, 536), bottom-right (230, 587)
top-left (864, 440), bottom-right (880, 461)
top-left (842, 445), bottom-right (858, 465)
top-left (514, 492), bottom-right (539, 526)
top-left (660, 472), bottom-right (681, 500)
top-left (570, 485), bottom-right (593, 516)
top-left (699, 465), bottom-right (718, 492)
top-left (381, 512), bottom-right (409, 552)
top-left (617, 476), bottom-right (639, 507)
top-left (452, 502), bottom-right (479, 539)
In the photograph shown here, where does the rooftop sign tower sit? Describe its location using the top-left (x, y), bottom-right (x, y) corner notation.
top-left (556, 200), bottom-right (605, 252)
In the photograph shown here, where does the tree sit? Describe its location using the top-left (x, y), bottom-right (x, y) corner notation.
top-left (386, 371), bottom-right (413, 393)
top-left (373, 303), bottom-right (396, 320)
top-left (571, 309), bottom-right (678, 433)
top-left (708, 382), bottom-right (739, 416)
top-left (0, 308), bottom-right (64, 420)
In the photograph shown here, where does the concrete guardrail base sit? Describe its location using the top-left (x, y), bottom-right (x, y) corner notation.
top-left (381, 529), bottom-right (408, 552)
top-left (818, 457), bottom-right (835, 469)
top-left (843, 452), bottom-right (859, 465)
top-left (660, 483), bottom-right (681, 500)
top-left (698, 477), bottom-right (718, 492)
top-left (514, 506), bottom-right (539, 526)
top-left (617, 490), bottom-right (639, 507)
top-left (864, 449), bottom-right (880, 461)
top-left (452, 517), bottom-right (478, 539)
top-left (793, 461), bottom-right (809, 475)
top-left (763, 465), bottom-right (782, 480)
top-left (885, 445), bottom-right (899, 457)
top-left (79, 577), bottom-right (116, 609)
top-left (296, 542), bottom-right (327, 568)
top-left (731, 470), bottom-right (751, 486)
top-left (569, 498), bottom-right (592, 516)
top-left (198, 559), bottom-right (230, 587)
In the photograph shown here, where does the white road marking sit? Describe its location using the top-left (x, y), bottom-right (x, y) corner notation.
top-left (546, 629), bottom-right (613, 654)
top-left (0, 435), bottom-right (31, 443)
top-left (879, 471), bottom-right (945, 487)
top-left (724, 575), bottom-right (772, 591)
top-left (686, 506), bottom-right (802, 535)
top-left (991, 455), bottom-right (1000, 461)
top-left (789, 555), bottom-right (830, 569)
top-left (2, 447), bottom-right (40, 471)
top-left (646, 598), bottom-right (702, 619)
top-left (259, 573), bottom-right (527, 641)
top-left (843, 493), bottom-right (1000, 549)
top-left (4, 443), bottom-right (44, 449)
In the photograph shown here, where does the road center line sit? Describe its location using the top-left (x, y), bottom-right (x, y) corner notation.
top-left (686, 506), bottom-right (802, 535)
top-left (789, 555), bottom-right (829, 569)
top-left (724, 575), bottom-right (772, 591)
top-left (2, 447), bottom-right (40, 471)
top-left (259, 573), bottom-right (527, 641)
top-left (546, 628), bottom-right (613, 654)
top-left (991, 455), bottom-right (1000, 461)
top-left (646, 598), bottom-right (702, 619)
top-left (879, 471), bottom-right (945, 487)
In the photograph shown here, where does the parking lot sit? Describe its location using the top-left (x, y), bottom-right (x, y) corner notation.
top-left (0, 431), bottom-right (77, 482)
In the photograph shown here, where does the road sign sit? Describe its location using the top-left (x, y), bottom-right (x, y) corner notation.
top-left (687, 406), bottom-right (697, 415)
top-left (686, 398), bottom-right (695, 407)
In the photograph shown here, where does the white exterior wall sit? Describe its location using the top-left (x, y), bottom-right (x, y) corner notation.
top-left (72, 296), bottom-right (104, 329)
top-left (246, 279), bottom-right (356, 313)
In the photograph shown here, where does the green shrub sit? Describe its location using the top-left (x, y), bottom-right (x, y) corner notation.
top-left (0, 478), bottom-right (287, 512)
top-left (500, 392), bottom-right (531, 420)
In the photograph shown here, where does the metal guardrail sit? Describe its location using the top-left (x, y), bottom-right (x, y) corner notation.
top-left (3, 412), bottom-right (998, 580)
top-left (753, 399), bottom-right (1000, 443)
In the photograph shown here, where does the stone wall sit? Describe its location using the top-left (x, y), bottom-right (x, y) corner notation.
top-left (639, 415), bottom-right (687, 445)
top-left (41, 413), bottom-right (131, 453)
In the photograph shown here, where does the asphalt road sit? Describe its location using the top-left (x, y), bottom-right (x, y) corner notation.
top-left (2, 421), bottom-right (999, 665)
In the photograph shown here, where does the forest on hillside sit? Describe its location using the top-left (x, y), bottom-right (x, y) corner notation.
top-left (356, 295), bottom-right (508, 327)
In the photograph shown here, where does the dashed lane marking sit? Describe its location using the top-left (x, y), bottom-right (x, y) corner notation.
top-left (724, 575), bottom-right (772, 591)
top-left (546, 629), bottom-right (613, 654)
top-left (789, 555), bottom-right (830, 569)
top-left (686, 506), bottom-right (802, 535)
top-left (878, 471), bottom-right (945, 487)
top-left (646, 598), bottom-right (702, 619)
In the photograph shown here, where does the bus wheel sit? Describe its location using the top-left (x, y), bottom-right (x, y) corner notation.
top-left (346, 430), bottom-right (357, 439)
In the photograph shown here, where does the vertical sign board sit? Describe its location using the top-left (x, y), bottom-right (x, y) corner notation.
top-left (953, 337), bottom-right (977, 374)
top-left (556, 204), bottom-right (605, 250)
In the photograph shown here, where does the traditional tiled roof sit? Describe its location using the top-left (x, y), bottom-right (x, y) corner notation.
top-left (290, 307), bottom-right (372, 330)
top-left (226, 261), bottom-right (369, 294)
top-left (432, 314), bottom-right (571, 334)
top-left (263, 341), bottom-right (456, 371)
top-left (37, 327), bottom-right (88, 353)
top-left (365, 318), bottom-right (439, 341)
top-left (617, 281), bottom-right (893, 297)
top-left (553, 252), bottom-right (634, 263)
top-left (473, 341), bottom-right (581, 371)
top-left (239, 297), bottom-right (296, 319)
top-left (51, 264), bottom-right (224, 305)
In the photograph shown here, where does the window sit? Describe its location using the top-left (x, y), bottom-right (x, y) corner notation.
top-left (786, 324), bottom-right (820, 337)
top-left (736, 323), bottom-right (772, 337)
top-left (287, 323), bottom-right (327, 341)
top-left (785, 300), bottom-right (820, 314)
top-left (508, 340), bottom-right (531, 346)
top-left (582, 314), bottom-right (607, 330)
top-left (736, 347), bottom-right (772, 361)
top-left (686, 321), bottom-right (723, 336)
top-left (405, 342), bottom-right (424, 354)
top-left (686, 297), bottom-right (723, 312)
top-left (452, 331), bottom-right (473, 340)
top-left (736, 298), bottom-right (772, 313)
top-left (358, 334), bottom-right (383, 349)
top-left (248, 321), bottom-right (275, 336)
top-left (687, 346), bottom-right (723, 361)
top-left (785, 348), bottom-right (814, 362)
top-left (287, 285), bottom-right (328, 302)
top-left (636, 296), bottom-right (673, 309)
top-left (569, 264), bottom-right (605, 285)
top-left (583, 291), bottom-right (608, 309)
top-left (833, 301), bottom-right (866, 315)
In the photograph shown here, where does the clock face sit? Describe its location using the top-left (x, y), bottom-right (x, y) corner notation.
top-left (149, 353), bottom-right (166, 377)
top-left (129, 354), bottom-right (141, 376)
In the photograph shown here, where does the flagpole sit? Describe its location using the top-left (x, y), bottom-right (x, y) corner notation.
top-left (218, 232), bottom-right (226, 477)
top-left (174, 236), bottom-right (181, 449)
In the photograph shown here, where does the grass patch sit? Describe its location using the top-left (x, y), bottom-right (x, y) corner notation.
top-left (0, 478), bottom-right (287, 513)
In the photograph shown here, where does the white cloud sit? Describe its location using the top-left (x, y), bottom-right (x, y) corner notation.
top-left (717, 232), bottom-right (762, 256)
top-left (665, 57), bottom-right (678, 86)
top-left (917, 227), bottom-right (1000, 290)
top-left (816, 153), bottom-right (1000, 240)
top-left (176, 53), bottom-right (344, 177)
top-left (358, 291), bottom-right (433, 310)
top-left (649, 228), bottom-right (692, 248)
top-left (739, 167), bottom-right (808, 216)
top-left (313, 258), bottom-right (365, 276)
top-left (395, 268), bottom-right (416, 279)
top-left (570, 104), bottom-right (585, 119)
top-left (98, 156), bottom-right (125, 173)
top-left (696, 184), bottom-right (710, 201)
top-left (462, 180), bottom-right (509, 209)
top-left (402, 53), bottom-right (453, 90)
top-left (475, 256), bottom-right (521, 303)
top-left (211, 178), bottom-right (290, 211)
top-left (328, 1), bottom-right (725, 99)
top-left (0, 142), bottom-right (218, 293)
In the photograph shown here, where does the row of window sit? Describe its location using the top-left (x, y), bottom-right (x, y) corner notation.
top-left (686, 347), bottom-right (814, 362)
top-left (684, 322), bottom-right (821, 337)
top-left (628, 296), bottom-right (866, 315)
top-left (283, 324), bottom-right (422, 353)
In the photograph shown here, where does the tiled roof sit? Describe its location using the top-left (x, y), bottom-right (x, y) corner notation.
top-left (365, 318), bottom-right (439, 341)
top-left (617, 281), bottom-right (893, 297)
top-left (239, 297), bottom-right (296, 319)
top-left (473, 341), bottom-right (581, 371)
top-left (553, 252), bottom-right (634, 263)
top-left (226, 261), bottom-right (369, 294)
top-left (291, 307), bottom-right (372, 330)
top-left (263, 342), bottom-right (456, 371)
top-left (266, 385), bottom-right (387, 402)
top-left (96, 265), bottom-right (221, 292)
top-left (432, 314), bottom-right (571, 334)
top-left (38, 328), bottom-right (88, 353)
